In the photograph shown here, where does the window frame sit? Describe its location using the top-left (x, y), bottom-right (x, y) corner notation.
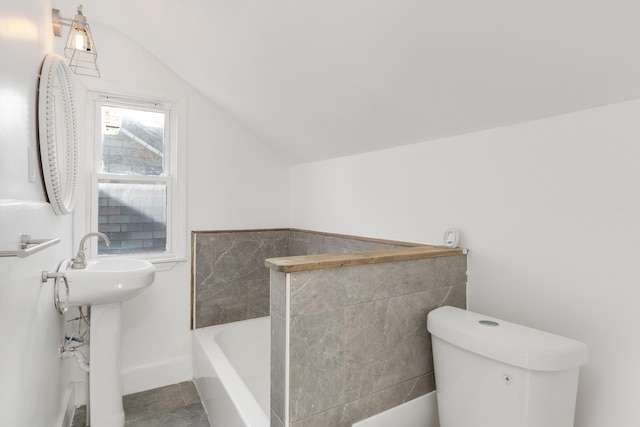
top-left (78, 90), bottom-right (187, 265)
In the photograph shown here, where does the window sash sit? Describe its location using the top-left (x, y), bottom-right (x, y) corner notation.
top-left (93, 174), bottom-right (173, 257)
top-left (96, 96), bottom-right (172, 178)
top-left (83, 92), bottom-right (183, 263)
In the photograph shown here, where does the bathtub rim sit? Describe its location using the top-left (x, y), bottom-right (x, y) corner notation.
top-left (193, 316), bottom-right (270, 427)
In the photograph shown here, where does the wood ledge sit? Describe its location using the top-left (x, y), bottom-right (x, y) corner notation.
top-left (265, 246), bottom-right (465, 273)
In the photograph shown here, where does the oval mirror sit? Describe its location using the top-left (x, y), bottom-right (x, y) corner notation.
top-left (38, 53), bottom-right (79, 215)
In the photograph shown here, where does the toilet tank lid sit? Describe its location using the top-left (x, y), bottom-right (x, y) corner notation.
top-left (427, 306), bottom-right (588, 372)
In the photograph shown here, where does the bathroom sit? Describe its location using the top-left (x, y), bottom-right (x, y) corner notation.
top-left (1, 1), bottom-right (639, 426)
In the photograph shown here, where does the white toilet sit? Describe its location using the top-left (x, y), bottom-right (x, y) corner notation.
top-left (427, 306), bottom-right (588, 427)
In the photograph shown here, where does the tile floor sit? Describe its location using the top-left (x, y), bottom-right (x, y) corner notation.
top-left (71, 381), bottom-right (210, 427)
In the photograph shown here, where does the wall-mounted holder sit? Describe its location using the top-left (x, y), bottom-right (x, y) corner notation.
top-left (443, 228), bottom-right (460, 248)
top-left (42, 271), bottom-right (70, 315)
top-left (0, 234), bottom-right (61, 258)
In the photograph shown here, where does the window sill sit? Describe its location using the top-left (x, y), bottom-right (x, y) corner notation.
top-left (150, 257), bottom-right (187, 272)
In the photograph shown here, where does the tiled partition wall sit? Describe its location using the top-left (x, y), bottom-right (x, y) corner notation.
top-left (268, 252), bottom-right (467, 427)
top-left (192, 229), bottom-right (409, 328)
top-left (192, 229), bottom-right (289, 328)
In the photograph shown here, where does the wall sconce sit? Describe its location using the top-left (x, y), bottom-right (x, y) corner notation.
top-left (52, 4), bottom-right (99, 77)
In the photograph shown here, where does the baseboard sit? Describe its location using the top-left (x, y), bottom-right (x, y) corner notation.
top-left (121, 355), bottom-right (193, 395)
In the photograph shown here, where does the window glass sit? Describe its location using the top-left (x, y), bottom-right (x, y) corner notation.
top-left (97, 181), bottom-right (167, 255)
top-left (100, 106), bottom-right (165, 176)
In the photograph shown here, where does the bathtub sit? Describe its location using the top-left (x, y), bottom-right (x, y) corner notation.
top-left (193, 316), bottom-right (270, 427)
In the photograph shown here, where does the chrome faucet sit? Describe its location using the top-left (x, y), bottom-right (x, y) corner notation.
top-left (71, 232), bottom-right (111, 269)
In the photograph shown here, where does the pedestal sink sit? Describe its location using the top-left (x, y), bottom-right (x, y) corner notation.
top-left (59, 258), bottom-right (155, 427)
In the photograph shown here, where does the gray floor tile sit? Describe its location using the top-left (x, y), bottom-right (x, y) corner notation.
top-left (124, 383), bottom-right (187, 422)
top-left (125, 402), bottom-right (209, 427)
top-left (71, 381), bottom-right (210, 427)
top-left (179, 381), bottom-right (202, 406)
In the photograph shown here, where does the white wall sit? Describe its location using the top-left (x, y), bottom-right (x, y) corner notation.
top-left (289, 99), bottom-right (640, 427)
top-left (6, 2), bottom-right (635, 425)
top-left (0, 1), bottom-right (76, 425)
top-left (0, 203), bottom-right (74, 426)
top-left (0, 0), bottom-right (50, 202)
top-left (63, 22), bottom-right (289, 395)
top-left (1, 4), bottom-right (289, 425)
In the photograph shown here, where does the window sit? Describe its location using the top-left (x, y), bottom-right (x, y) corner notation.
top-left (83, 93), bottom-right (185, 262)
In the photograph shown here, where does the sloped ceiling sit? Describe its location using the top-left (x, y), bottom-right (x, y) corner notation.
top-left (59, 0), bottom-right (640, 164)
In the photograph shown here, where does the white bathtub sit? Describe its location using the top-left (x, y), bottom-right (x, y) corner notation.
top-left (193, 316), bottom-right (270, 427)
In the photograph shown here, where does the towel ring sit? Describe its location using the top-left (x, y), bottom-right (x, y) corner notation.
top-left (54, 274), bottom-right (70, 315)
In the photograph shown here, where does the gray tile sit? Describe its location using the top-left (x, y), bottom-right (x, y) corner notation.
top-left (194, 230), bottom-right (290, 328)
top-left (441, 284), bottom-right (467, 310)
top-left (270, 270), bottom-right (287, 317)
top-left (301, 232), bottom-right (406, 253)
top-left (406, 372), bottom-right (436, 401)
top-left (344, 258), bottom-right (438, 306)
top-left (271, 409), bottom-right (286, 427)
top-left (209, 239), bottom-right (271, 283)
top-left (322, 236), bottom-right (402, 252)
top-left (124, 383), bottom-right (186, 422)
top-left (179, 381), bottom-right (201, 406)
top-left (435, 254), bottom-right (467, 287)
top-left (343, 288), bottom-right (450, 401)
top-left (247, 277), bottom-right (270, 319)
top-left (271, 312), bottom-right (287, 423)
top-left (71, 405), bottom-right (87, 427)
top-left (289, 257), bottom-right (444, 316)
top-left (304, 241), bottom-right (350, 255)
top-left (195, 283), bottom-right (248, 327)
top-left (195, 228), bottom-right (456, 328)
top-left (290, 269), bottom-right (346, 316)
top-left (289, 232), bottom-right (349, 255)
top-left (291, 405), bottom-right (344, 427)
top-left (72, 382), bottom-right (209, 427)
top-left (197, 278), bottom-right (248, 301)
top-left (287, 229), bottom-right (307, 240)
top-left (290, 309), bottom-right (345, 421)
top-left (288, 230), bottom-right (405, 254)
top-left (288, 238), bottom-right (309, 256)
top-left (194, 238), bottom-right (215, 286)
top-left (125, 402), bottom-right (209, 427)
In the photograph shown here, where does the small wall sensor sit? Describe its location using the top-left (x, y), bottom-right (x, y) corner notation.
top-left (443, 228), bottom-right (460, 248)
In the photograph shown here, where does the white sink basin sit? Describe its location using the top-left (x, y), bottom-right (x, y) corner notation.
top-left (61, 258), bottom-right (155, 306)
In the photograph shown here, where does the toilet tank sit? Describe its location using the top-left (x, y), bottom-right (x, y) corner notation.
top-left (427, 306), bottom-right (588, 427)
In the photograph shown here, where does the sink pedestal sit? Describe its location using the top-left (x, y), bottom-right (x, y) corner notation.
top-left (90, 303), bottom-right (125, 427)
top-left (55, 257), bottom-right (155, 426)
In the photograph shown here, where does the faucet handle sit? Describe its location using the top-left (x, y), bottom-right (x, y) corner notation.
top-left (70, 251), bottom-right (87, 269)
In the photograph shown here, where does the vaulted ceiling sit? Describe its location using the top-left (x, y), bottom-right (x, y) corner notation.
top-left (59, 0), bottom-right (640, 164)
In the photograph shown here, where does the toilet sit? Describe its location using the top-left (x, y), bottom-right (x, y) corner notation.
top-left (427, 306), bottom-right (588, 427)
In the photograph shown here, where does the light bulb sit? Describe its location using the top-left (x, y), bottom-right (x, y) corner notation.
top-left (74, 29), bottom-right (86, 50)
